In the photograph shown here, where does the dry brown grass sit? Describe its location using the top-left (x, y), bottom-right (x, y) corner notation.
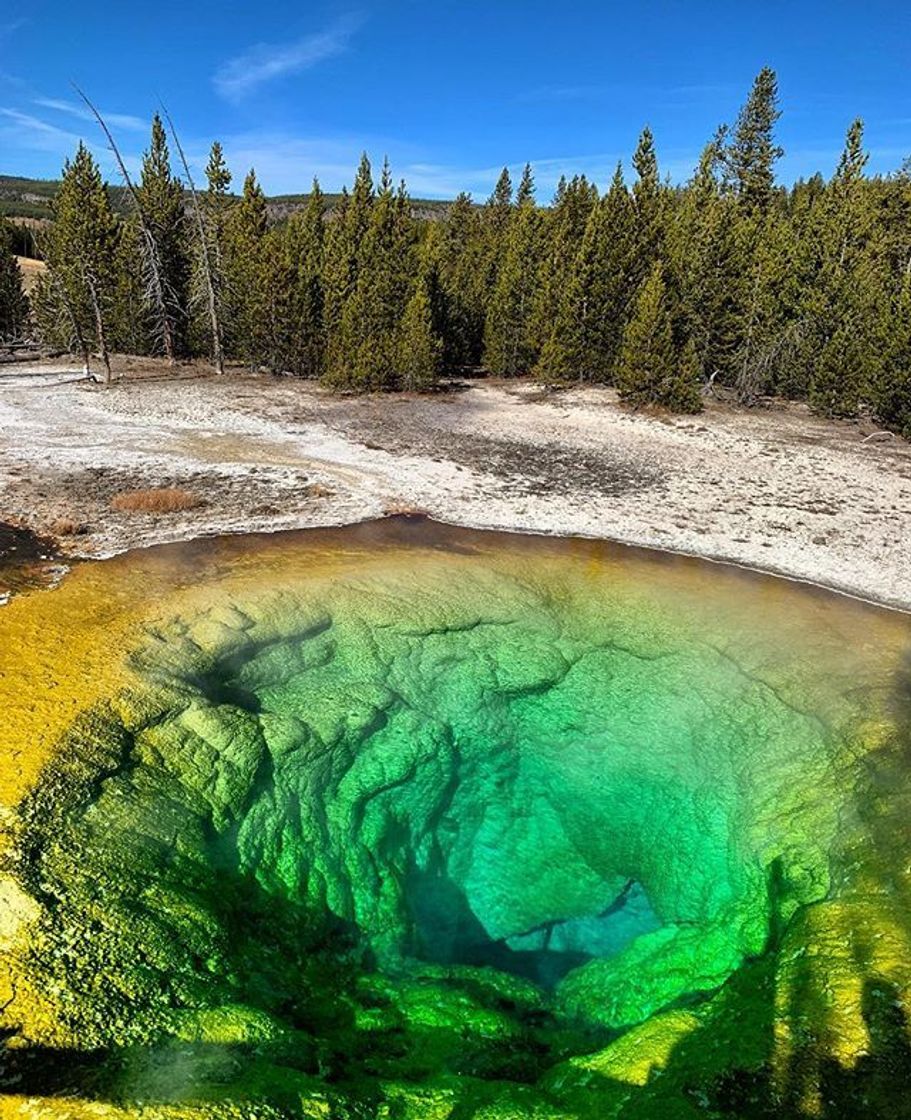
top-left (306, 482), bottom-right (334, 499)
top-left (382, 501), bottom-right (429, 517)
top-left (15, 256), bottom-right (47, 295)
top-left (48, 516), bottom-right (88, 536)
top-left (110, 487), bottom-right (201, 514)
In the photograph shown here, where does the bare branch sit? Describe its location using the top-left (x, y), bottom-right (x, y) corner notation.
top-left (161, 103), bottom-right (224, 375)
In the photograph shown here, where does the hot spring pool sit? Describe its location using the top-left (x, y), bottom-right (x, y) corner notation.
top-left (1, 518), bottom-right (909, 1118)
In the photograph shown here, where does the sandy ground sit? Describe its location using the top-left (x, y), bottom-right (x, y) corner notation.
top-left (14, 256), bottom-right (46, 296)
top-left (1, 358), bottom-right (910, 610)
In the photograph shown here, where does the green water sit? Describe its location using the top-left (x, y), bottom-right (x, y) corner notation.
top-left (2, 519), bottom-right (910, 1118)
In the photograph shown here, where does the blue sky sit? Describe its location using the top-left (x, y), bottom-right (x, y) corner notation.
top-left (1, 1), bottom-right (910, 199)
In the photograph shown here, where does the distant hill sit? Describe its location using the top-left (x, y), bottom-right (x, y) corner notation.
top-left (0, 175), bottom-right (60, 220)
top-left (0, 174), bottom-right (457, 224)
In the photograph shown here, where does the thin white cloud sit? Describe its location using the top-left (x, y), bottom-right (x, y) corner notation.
top-left (213, 13), bottom-right (363, 102)
top-left (0, 107), bottom-right (82, 149)
top-left (0, 106), bottom-right (143, 181)
top-left (0, 69), bottom-right (27, 90)
top-left (0, 18), bottom-right (27, 38)
top-left (34, 97), bottom-right (147, 132)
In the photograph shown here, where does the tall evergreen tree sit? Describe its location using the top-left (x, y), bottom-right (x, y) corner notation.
top-left (536, 164), bottom-right (634, 382)
top-left (327, 165), bottom-right (416, 389)
top-left (138, 114), bottom-right (191, 356)
top-left (205, 141), bottom-right (232, 196)
top-left (107, 218), bottom-right (146, 356)
top-left (193, 140), bottom-right (233, 369)
top-left (669, 138), bottom-right (741, 384)
top-left (631, 127), bottom-right (665, 281)
top-left (481, 167), bottom-right (514, 306)
top-left (223, 169), bottom-right (269, 368)
top-left (324, 154), bottom-right (375, 371)
top-left (202, 140), bottom-right (233, 295)
top-left (727, 67), bottom-right (783, 212)
top-left (530, 174), bottom-right (597, 354)
top-left (322, 187), bottom-right (351, 345)
top-left (516, 163), bottom-right (535, 207)
top-left (487, 167), bottom-right (514, 229)
top-left (37, 143), bottom-right (120, 380)
top-left (279, 179), bottom-right (326, 377)
top-left (0, 218), bottom-right (28, 341)
top-left (483, 168), bottom-right (541, 376)
top-left (435, 192), bottom-right (486, 369)
top-left (732, 209), bottom-right (799, 401)
top-left (396, 271), bottom-right (442, 391)
top-left (873, 272), bottom-right (911, 437)
top-left (801, 120), bottom-right (880, 415)
top-left (617, 262), bottom-right (701, 411)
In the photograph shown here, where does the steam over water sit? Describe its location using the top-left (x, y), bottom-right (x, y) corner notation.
top-left (1, 519), bottom-right (910, 1118)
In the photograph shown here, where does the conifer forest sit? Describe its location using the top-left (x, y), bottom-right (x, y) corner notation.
top-left (2, 68), bottom-right (911, 435)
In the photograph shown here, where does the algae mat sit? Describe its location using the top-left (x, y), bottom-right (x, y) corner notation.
top-left (1, 518), bottom-right (910, 1118)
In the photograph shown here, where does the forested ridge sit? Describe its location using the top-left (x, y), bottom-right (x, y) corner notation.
top-left (1, 68), bottom-right (910, 434)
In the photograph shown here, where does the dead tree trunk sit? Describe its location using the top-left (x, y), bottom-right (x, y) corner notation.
top-left (86, 272), bottom-right (112, 385)
top-left (162, 105), bottom-right (224, 375)
top-left (74, 85), bottom-right (176, 365)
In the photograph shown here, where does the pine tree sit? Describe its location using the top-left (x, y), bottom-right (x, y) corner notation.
top-left (530, 174), bottom-right (597, 354)
top-left (37, 143), bottom-right (120, 380)
top-left (670, 336), bottom-right (705, 413)
top-left (802, 120), bottom-right (879, 415)
top-left (261, 179), bottom-right (325, 377)
top-left (327, 164), bottom-right (416, 389)
top-left (727, 68), bottom-right (783, 212)
top-left (223, 169), bottom-right (269, 367)
top-left (203, 140), bottom-right (233, 289)
top-left (481, 167), bottom-right (514, 305)
top-left (108, 218), bottom-right (146, 356)
top-left (873, 274), bottom-right (911, 437)
top-left (205, 140), bottom-right (232, 196)
top-left (669, 139), bottom-right (741, 384)
top-left (483, 169), bottom-right (541, 376)
top-left (631, 127), bottom-right (665, 281)
top-left (821, 118), bottom-right (870, 276)
top-left (871, 159), bottom-right (911, 283)
top-left (138, 114), bottom-right (191, 356)
top-left (809, 313), bottom-right (872, 417)
top-left (322, 186), bottom-right (352, 345)
top-left (516, 163), bottom-right (535, 206)
top-left (0, 218), bottom-right (28, 341)
top-left (396, 272), bottom-right (442, 391)
top-left (195, 140), bottom-right (233, 367)
top-left (324, 154), bottom-right (375, 374)
top-left (717, 74), bottom-right (787, 398)
top-left (281, 179), bottom-right (326, 377)
top-left (487, 167), bottom-right (513, 230)
top-left (160, 115), bottom-right (226, 374)
top-left (616, 262), bottom-right (699, 411)
top-left (732, 210), bottom-right (799, 401)
top-left (535, 164), bottom-right (634, 382)
top-left (436, 192), bottom-right (486, 369)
